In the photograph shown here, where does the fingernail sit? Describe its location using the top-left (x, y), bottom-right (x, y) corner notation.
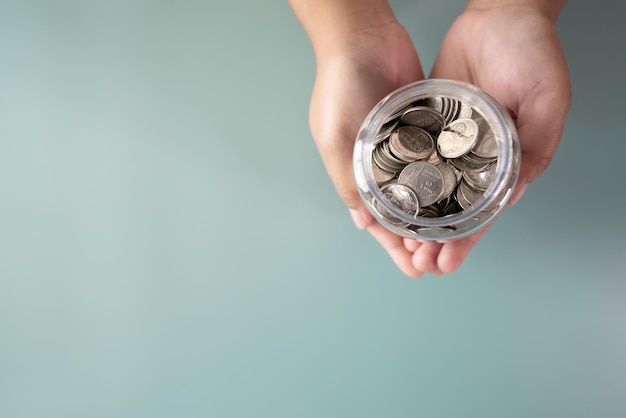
top-left (510, 183), bottom-right (529, 206)
top-left (349, 209), bottom-right (366, 230)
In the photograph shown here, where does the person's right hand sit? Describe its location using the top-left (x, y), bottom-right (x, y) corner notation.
top-left (307, 19), bottom-right (431, 277)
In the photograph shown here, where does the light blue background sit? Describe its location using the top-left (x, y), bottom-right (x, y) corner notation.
top-left (1, 1), bottom-right (625, 417)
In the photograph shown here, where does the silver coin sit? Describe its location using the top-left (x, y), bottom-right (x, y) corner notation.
top-left (398, 161), bottom-right (445, 207)
top-left (449, 154), bottom-right (490, 172)
top-left (447, 118), bottom-right (479, 137)
top-left (382, 140), bottom-right (410, 167)
top-left (375, 182), bottom-right (420, 225)
top-left (373, 143), bottom-right (400, 173)
top-left (372, 143), bottom-right (390, 170)
top-left (445, 99), bottom-right (460, 125)
top-left (387, 106), bottom-right (408, 122)
top-left (408, 225), bottom-right (458, 238)
top-left (373, 200), bottom-right (407, 227)
top-left (463, 163), bottom-right (496, 191)
top-left (435, 194), bottom-right (453, 210)
top-left (443, 200), bottom-right (463, 216)
top-left (456, 186), bottom-right (471, 211)
top-left (452, 99), bottom-right (462, 121)
top-left (452, 164), bottom-right (463, 183)
top-left (458, 179), bottom-right (485, 208)
top-left (374, 141), bottom-right (406, 173)
top-left (440, 98), bottom-right (450, 123)
top-left (463, 151), bottom-right (497, 167)
top-left (375, 118), bottom-right (399, 144)
top-left (419, 205), bottom-right (441, 218)
top-left (400, 106), bottom-right (445, 136)
top-left (458, 101), bottom-right (473, 119)
top-left (389, 126), bottom-right (434, 162)
top-left (422, 97), bottom-right (443, 113)
top-left (437, 118), bottom-right (479, 158)
top-left (437, 131), bottom-right (471, 159)
top-left (437, 161), bottom-right (460, 201)
top-left (372, 161), bottom-right (396, 185)
top-left (426, 150), bottom-right (443, 165)
top-left (471, 117), bottom-right (498, 159)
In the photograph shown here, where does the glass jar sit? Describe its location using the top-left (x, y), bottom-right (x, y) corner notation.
top-left (353, 79), bottom-right (521, 241)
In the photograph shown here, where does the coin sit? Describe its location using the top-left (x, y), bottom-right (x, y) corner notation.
top-left (440, 98), bottom-right (450, 124)
top-left (437, 119), bottom-right (479, 158)
top-left (389, 126), bottom-right (434, 162)
top-left (437, 161), bottom-right (460, 201)
top-left (471, 117), bottom-right (498, 159)
top-left (448, 118), bottom-right (479, 136)
top-left (426, 150), bottom-right (443, 166)
top-left (449, 154), bottom-right (490, 172)
top-left (437, 131), bottom-right (469, 159)
top-left (374, 182), bottom-right (420, 226)
top-left (463, 151), bottom-right (496, 165)
top-left (408, 225), bottom-right (458, 237)
top-left (458, 102), bottom-right (473, 119)
top-left (398, 161), bottom-right (445, 207)
top-left (425, 97), bottom-right (443, 113)
top-left (372, 161), bottom-right (396, 185)
top-left (463, 163), bottom-right (496, 191)
top-left (419, 205), bottom-right (441, 218)
top-left (367, 93), bottom-right (506, 225)
top-left (400, 106), bottom-right (445, 136)
top-left (375, 118), bottom-right (399, 143)
top-left (457, 179), bottom-right (485, 209)
top-left (444, 98), bottom-right (460, 125)
top-left (443, 200), bottom-right (463, 216)
top-left (373, 141), bottom-right (405, 173)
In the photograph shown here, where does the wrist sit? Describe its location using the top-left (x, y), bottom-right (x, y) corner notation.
top-left (289, 0), bottom-right (399, 58)
top-left (466, 0), bottom-right (567, 21)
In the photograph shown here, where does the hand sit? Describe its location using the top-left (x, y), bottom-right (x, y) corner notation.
top-left (308, 21), bottom-right (433, 277)
top-left (399, 2), bottom-right (571, 276)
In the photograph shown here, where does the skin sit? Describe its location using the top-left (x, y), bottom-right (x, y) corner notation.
top-left (289, 0), bottom-right (571, 278)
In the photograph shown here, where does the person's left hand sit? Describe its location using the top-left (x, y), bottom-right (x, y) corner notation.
top-left (401, 2), bottom-right (572, 275)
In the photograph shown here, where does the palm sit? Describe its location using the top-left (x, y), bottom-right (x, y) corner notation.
top-left (413, 6), bottom-right (571, 275)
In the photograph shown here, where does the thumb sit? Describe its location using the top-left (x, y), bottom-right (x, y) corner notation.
top-left (308, 85), bottom-right (376, 230)
top-left (312, 121), bottom-right (375, 230)
top-left (511, 85), bottom-right (571, 204)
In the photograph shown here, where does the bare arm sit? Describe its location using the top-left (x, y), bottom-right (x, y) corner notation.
top-left (467, 0), bottom-right (567, 20)
top-left (288, 0), bottom-right (398, 56)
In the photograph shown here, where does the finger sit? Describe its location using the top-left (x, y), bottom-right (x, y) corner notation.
top-left (431, 268), bottom-right (445, 276)
top-left (429, 38), bottom-right (471, 82)
top-left (349, 209), bottom-right (374, 230)
top-left (367, 223), bottom-right (424, 278)
top-left (412, 241), bottom-right (443, 273)
top-left (404, 238), bottom-right (420, 252)
top-left (436, 226), bottom-right (490, 273)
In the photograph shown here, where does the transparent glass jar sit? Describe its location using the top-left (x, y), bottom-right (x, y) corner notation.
top-left (353, 79), bottom-right (521, 241)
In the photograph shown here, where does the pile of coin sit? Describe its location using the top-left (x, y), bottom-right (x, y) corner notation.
top-left (370, 96), bottom-right (499, 226)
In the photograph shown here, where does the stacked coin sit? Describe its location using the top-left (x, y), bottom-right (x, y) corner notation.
top-left (370, 96), bottom-right (499, 224)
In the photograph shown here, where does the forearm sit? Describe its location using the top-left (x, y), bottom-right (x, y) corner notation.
top-left (466, 0), bottom-right (567, 21)
top-left (287, 0), bottom-right (398, 56)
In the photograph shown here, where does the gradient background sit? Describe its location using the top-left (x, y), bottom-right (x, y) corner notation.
top-left (1, 1), bottom-right (625, 417)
